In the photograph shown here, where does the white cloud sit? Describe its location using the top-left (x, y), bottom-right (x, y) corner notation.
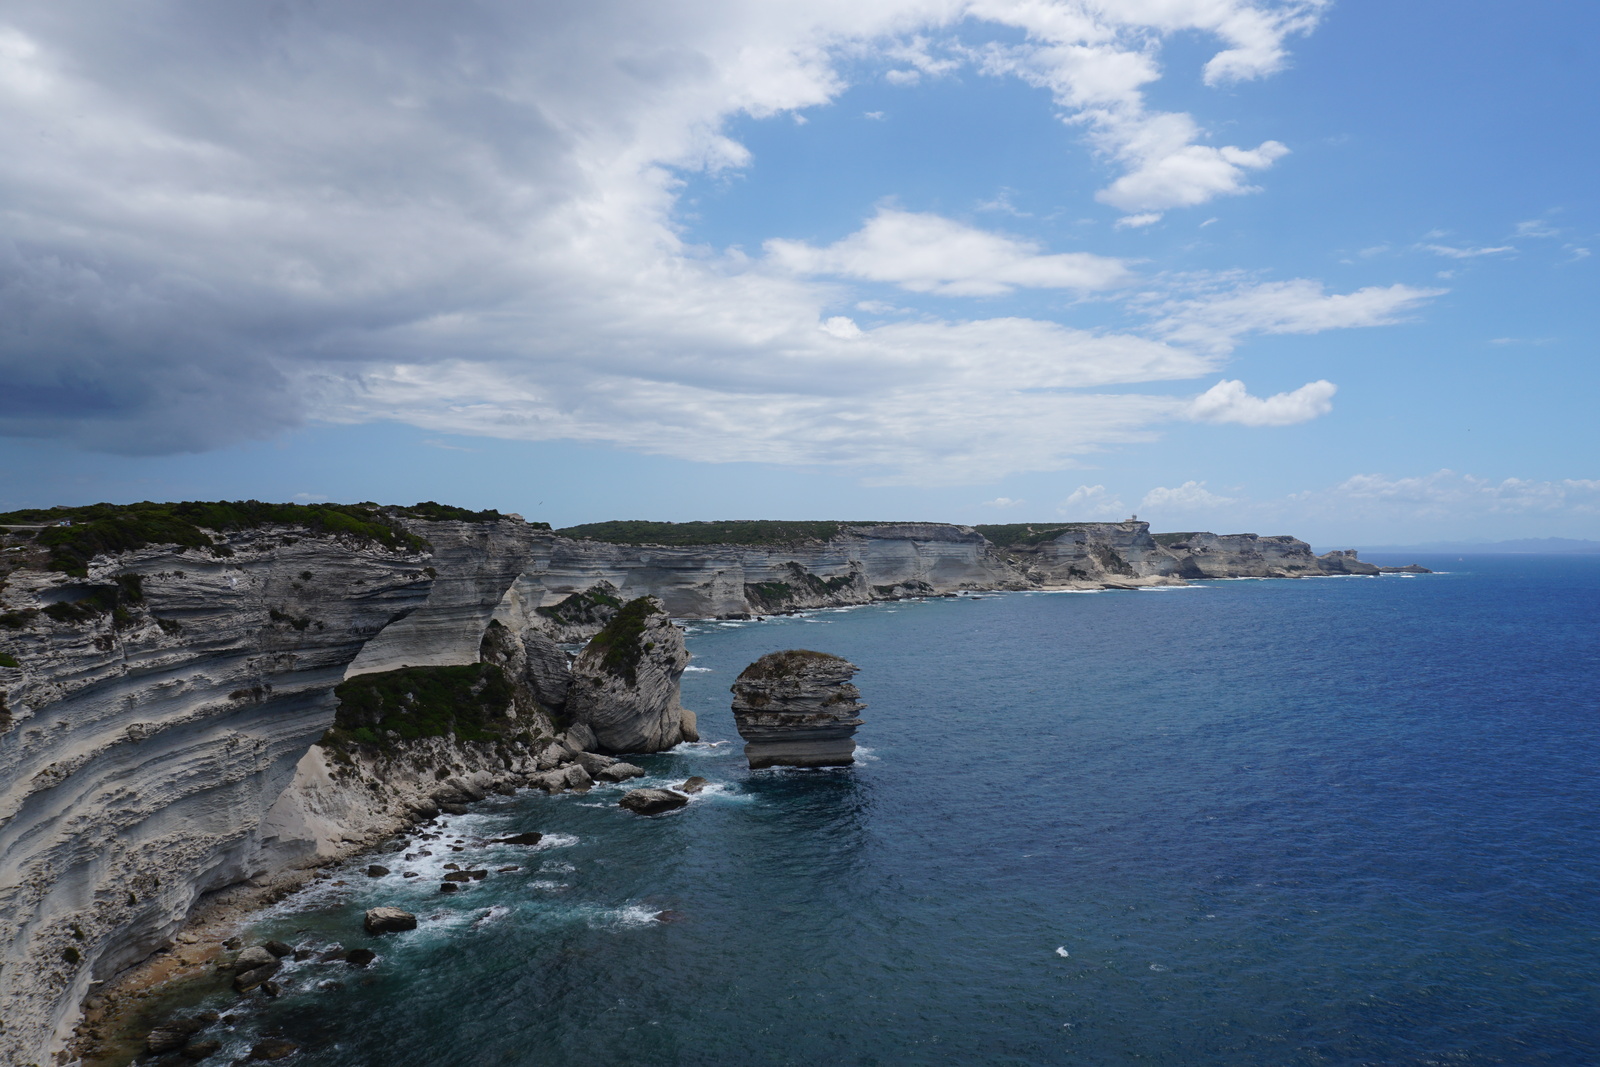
top-left (864, 110), bottom-right (887, 120)
top-left (1141, 481), bottom-right (1235, 510)
top-left (1116, 212), bottom-right (1163, 229)
top-left (0, 0), bottom-right (1384, 484)
top-left (1294, 471), bottom-right (1600, 518)
top-left (767, 207), bottom-right (1133, 296)
top-left (1424, 243), bottom-right (1514, 259)
top-left (982, 496), bottom-right (1026, 508)
top-left (1152, 278), bottom-right (1445, 354)
top-left (1188, 379), bottom-right (1336, 426)
top-left (1515, 219), bottom-right (1560, 239)
top-left (1060, 483), bottom-right (1125, 518)
top-left (969, 1), bottom-right (1324, 216)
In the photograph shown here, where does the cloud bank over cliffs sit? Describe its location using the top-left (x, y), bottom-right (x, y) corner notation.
top-left (0, 0), bottom-right (1436, 483)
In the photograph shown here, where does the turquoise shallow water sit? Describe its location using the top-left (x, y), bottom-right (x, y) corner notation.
top-left (211, 557), bottom-right (1599, 1065)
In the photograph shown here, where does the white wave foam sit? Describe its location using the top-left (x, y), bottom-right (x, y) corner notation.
top-left (683, 665), bottom-right (713, 672)
top-left (608, 905), bottom-right (664, 928)
top-left (474, 905), bottom-right (511, 927)
top-left (528, 880), bottom-right (570, 892)
top-left (1055, 946), bottom-right (1070, 958)
top-left (539, 861), bottom-right (575, 873)
top-left (1149, 963), bottom-right (1169, 972)
top-left (673, 739), bottom-right (731, 752)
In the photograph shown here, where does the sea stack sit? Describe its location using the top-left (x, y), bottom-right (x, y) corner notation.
top-left (729, 650), bottom-right (866, 769)
top-left (565, 596), bottom-right (699, 753)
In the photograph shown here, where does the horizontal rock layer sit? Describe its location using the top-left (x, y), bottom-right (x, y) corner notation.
top-left (731, 651), bottom-right (866, 770)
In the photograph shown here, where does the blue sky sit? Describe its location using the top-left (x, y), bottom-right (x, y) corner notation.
top-left (0, 0), bottom-right (1594, 544)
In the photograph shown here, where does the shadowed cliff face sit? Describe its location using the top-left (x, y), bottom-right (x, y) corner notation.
top-left (0, 529), bottom-right (431, 1065)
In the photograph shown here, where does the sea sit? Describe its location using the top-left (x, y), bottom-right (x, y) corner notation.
top-left (193, 555), bottom-right (1600, 1065)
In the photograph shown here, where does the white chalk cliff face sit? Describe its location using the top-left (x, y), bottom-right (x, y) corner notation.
top-left (0, 529), bottom-right (430, 1064)
top-left (0, 513), bottom-right (1378, 1064)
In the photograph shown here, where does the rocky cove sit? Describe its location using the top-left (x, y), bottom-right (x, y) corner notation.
top-left (0, 504), bottom-right (1390, 1065)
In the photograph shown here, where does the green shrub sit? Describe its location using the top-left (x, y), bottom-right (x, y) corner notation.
top-left (0, 652), bottom-right (19, 669)
top-left (329, 663), bottom-right (514, 745)
top-left (536, 583), bottom-right (624, 627)
top-left (582, 597), bottom-right (659, 685)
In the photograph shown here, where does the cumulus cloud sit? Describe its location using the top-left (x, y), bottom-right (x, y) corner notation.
top-left (982, 496), bottom-right (1026, 508)
top-left (767, 207), bottom-right (1133, 295)
top-left (972, 0), bottom-right (1324, 217)
top-left (1059, 483), bottom-right (1125, 518)
top-left (1141, 480), bottom-right (1235, 510)
top-left (0, 0), bottom-right (1368, 482)
top-left (1188, 379), bottom-right (1336, 427)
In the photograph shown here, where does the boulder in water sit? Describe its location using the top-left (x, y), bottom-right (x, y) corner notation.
top-left (597, 761), bottom-right (646, 783)
top-left (363, 906), bottom-right (418, 934)
top-left (618, 788), bottom-right (690, 816)
top-left (250, 1037), bottom-right (299, 1060)
top-left (232, 946), bottom-right (277, 971)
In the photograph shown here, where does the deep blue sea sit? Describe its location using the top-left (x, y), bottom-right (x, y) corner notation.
top-left (221, 556), bottom-right (1600, 1065)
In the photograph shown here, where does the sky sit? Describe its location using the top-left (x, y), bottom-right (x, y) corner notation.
top-left (0, 0), bottom-right (1595, 546)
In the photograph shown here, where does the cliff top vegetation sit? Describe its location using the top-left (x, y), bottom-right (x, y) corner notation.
top-left (736, 649), bottom-right (852, 682)
top-left (974, 522), bottom-right (1116, 547)
top-left (556, 520), bottom-right (889, 545)
top-left (0, 499), bottom-right (549, 578)
top-left (389, 501), bottom-right (549, 527)
top-left (0, 500), bottom-right (430, 578)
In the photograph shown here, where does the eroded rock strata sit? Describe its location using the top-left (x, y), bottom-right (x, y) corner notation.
top-left (730, 651), bottom-right (866, 769)
top-left (0, 506), bottom-right (1384, 1064)
top-left (565, 597), bottom-right (698, 754)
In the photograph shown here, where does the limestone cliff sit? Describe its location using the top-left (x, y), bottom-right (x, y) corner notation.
top-left (564, 597), bottom-right (697, 754)
top-left (730, 651), bottom-right (865, 769)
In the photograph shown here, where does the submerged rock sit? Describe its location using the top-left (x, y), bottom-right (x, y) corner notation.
top-left (618, 788), bottom-right (690, 816)
top-left (250, 1037), bottom-right (299, 1061)
top-left (678, 776), bottom-right (709, 794)
top-left (565, 597), bottom-right (697, 753)
top-left (363, 906), bottom-right (418, 934)
top-left (494, 831), bottom-right (544, 846)
top-left (729, 650), bottom-right (866, 769)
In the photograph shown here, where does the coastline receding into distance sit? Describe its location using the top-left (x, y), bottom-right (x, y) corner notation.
top-left (0, 502), bottom-right (1411, 1064)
